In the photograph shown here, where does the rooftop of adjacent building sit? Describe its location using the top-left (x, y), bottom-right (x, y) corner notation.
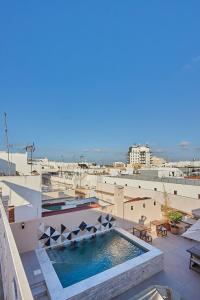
top-left (111, 174), bottom-right (200, 186)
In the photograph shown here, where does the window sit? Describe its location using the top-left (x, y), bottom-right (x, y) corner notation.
top-left (154, 188), bottom-right (157, 191)
top-left (125, 184), bottom-right (127, 186)
top-left (131, 206), bottom-right (133, 210)
top-left (104, 181), bottom-right (106, 183)
top-left (114, 182), bottom-right (116, 185)
top-left (143, 203), bottom-right (145, 208)
top-left (174, 190), bottom-right (177, 195)
top-left (198, 194), bottom-right (200, 200)
top-left (139, 185), bottom-right (141, 189)
top-left (154, 201), bottom-right (156, 206)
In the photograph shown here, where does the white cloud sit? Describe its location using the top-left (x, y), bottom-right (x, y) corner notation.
top-left (178, 141), bottom-right (191, 150)
top-left (83, 147), bottom-right (107, 153)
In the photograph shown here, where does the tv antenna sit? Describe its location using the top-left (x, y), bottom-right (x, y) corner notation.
top-left (26, 142), bottom-right (35, 173)
top-left (4, 112), bottom-right (11, 175)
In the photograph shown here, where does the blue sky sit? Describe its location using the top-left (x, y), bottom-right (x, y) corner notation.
top-left (0, 1), bottom-right (200, 163)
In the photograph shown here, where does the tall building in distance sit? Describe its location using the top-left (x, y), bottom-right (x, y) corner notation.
top-left (128, 144), bottom-right (152, 166)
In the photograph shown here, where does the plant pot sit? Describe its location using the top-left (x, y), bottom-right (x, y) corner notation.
top-left (170, 225), bottom-right (179, 235)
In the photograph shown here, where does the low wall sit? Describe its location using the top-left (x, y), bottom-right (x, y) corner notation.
top-left (0, 201), bottom-right (33, 300)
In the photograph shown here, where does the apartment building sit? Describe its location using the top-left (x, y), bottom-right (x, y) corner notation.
top-left (128, 144), bottom-right (152, 166)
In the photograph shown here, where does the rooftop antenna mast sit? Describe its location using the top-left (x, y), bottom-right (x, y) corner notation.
top-left (4, 112), bottom-right (11, 176)
top-left (26, 142), bottom-right (35, 173)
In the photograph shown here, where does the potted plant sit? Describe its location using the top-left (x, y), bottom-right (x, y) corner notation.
top-left (168, 211), bottom-right (182, 234)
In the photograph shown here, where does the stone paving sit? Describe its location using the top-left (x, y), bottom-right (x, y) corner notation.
top-left (113, 232), bottom-right (200, 300)
top-left (0, 267), bottom-right (4, 300)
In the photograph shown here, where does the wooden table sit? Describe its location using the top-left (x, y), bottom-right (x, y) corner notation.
top-left (187, 244), bottom-right (200, 273)
top-left (132, 224), bottom-right (150, 238)
top-left (150, 220), bottom-right (166, 227)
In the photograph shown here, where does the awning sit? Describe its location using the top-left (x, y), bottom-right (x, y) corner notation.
top-left (182, 219), bottom-right (200, 242)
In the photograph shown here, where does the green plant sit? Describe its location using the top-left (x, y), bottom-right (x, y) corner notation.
top-left (168, 211), bottom-right (182, 224)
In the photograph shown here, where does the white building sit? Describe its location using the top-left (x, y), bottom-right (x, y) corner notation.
top-left (0, 151), bottom-right (41, 176)
top-left (128, 144), bottom-right (151, 166)
top-left (139, 167), bottom-right (184, 178)
top-left (0, 175), bottom-right (42, 222)
top-left (151, 156), bottom-right (166, 166)
top-left (99, 175), bottom-right (200, 214)
top-left (113, 162), bottom-right (126, 168)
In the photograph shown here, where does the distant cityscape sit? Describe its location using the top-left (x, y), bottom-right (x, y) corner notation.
top-left (1, 1), bottom-right (200, 299)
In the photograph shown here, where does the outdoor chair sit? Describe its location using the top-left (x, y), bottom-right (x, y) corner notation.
top-left (157, 225), bottom-right (167, 237)
top-left (141, 231), bottom-right (152, 243)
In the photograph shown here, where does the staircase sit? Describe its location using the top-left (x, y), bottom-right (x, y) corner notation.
top-left (30, 280), bottom-right (49, 300)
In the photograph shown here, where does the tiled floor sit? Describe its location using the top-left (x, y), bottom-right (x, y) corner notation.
top-left (0, 267), bottom-right (4, 300)
top-left (113, 232), bottom-right (200, 300)
top-left (21, 251), bottom-right (50, 300)
top-left (21, 251), bottom-right (45, 286)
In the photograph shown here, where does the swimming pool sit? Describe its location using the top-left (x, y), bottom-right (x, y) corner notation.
top-left (43, 204), bottom-right (64, 211)
top-left (36, 227), bottom-right (163, 300)
top-left (46, 230), bottom-right (147, 288)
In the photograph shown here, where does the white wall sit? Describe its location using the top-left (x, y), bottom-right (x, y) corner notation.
top-left (97, 180), bottom-right (200, 214)
top-left (0, 152), bottom-right (30, 175)
top-left (0, 200), bottom-right (33, 300)
top-left (11, 206), bottom-right (135, 254)
top-left (124, 200), bottom-right (162, 224)
top-left (0, 157), bottom-right (16, 175)
top-left (0, 152), bottom-right (41, 175)
top-left (101, 176), bottom-right (200, 199)
top-left (0, 175), bottom-right (42, 222)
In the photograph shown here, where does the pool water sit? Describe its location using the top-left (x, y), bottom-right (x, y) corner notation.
top-left (43, 205), bottom-right (63, 211)
top-left (46, 230), bottom-right (147, 288)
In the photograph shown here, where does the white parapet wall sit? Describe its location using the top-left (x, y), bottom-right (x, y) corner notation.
top-left (0, 175), bottom-right (42, 222)
top-left (0, 200), bottom-right (33, 300)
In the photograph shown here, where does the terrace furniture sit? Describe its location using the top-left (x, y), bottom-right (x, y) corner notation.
top-left (157, 226), bottom-right (167, 237)
top-left (132, 224), bottom-right (151, 239)
top-left (140, 231), bottom-right (152, 243)
top-left (187, 244), bottom-right (200, 273)
top-left (150, 220), bottom-right (168, 237)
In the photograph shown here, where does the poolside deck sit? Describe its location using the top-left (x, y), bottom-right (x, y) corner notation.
top-left (0, 267), bottom-right (4, 300)
top-left (21, 251), bottom-right (50, 300)
top-left (113, 232), bottom-right (200, 300)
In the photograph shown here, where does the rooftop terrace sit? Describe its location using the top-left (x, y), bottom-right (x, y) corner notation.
top-left (20, 222), bottom-right (200, 300)
top-left (114, 232), bottom-right (200, 300)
